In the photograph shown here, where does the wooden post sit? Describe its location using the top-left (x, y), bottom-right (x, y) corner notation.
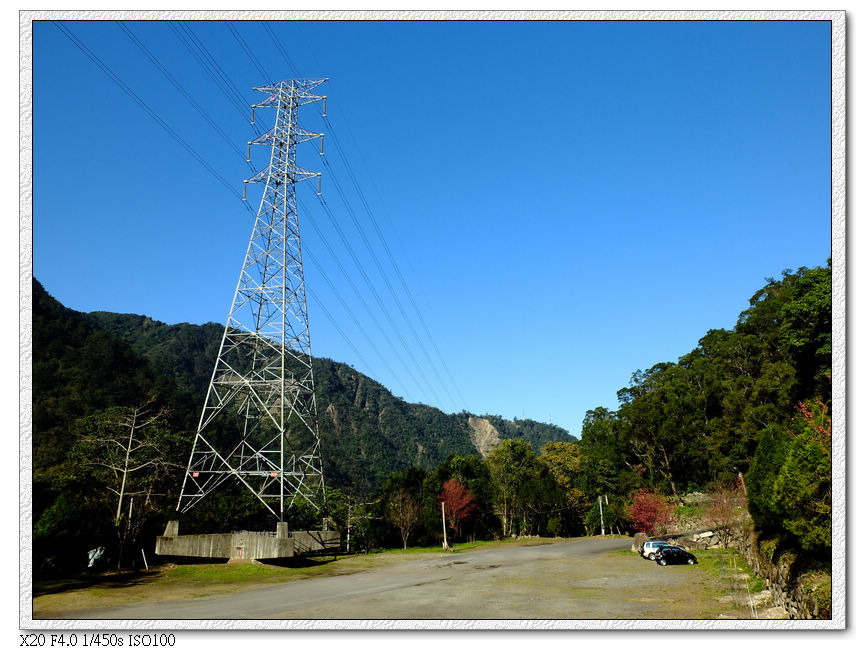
top-left (441, 501), bottom-right (449, 550)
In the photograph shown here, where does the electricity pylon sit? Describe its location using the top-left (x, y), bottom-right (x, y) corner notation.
top-left (177, 79), bottom-right (327, 521)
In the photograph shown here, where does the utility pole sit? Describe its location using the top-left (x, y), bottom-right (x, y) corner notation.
top-left (441, 501), bottom-right (449, 550)
top-left (177, 79), bottom-right (328, 520)
top-left (599, 495), bottom-right (605, 536)
top-left (346, 500), bottom-right (351, 553)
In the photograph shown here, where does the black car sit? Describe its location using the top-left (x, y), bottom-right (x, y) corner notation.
top-left (655, 546), bottom-right (697, 566)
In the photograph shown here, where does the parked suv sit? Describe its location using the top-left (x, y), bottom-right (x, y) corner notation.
top-left (655, 546), bottom-right (697, 566)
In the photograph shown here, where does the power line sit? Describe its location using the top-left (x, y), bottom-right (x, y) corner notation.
top-left (306, 187), bottom-right (441, 404)
top-left (313, 112), bottom-right (467, 411)
top-left (224, 21), bottom-right (272, 83)
top-left (303, 248), bottom-right (409, 398)
top-left (116, 21), bottom-right (255, 173)
top-left (262, 22), bottom-right (303, 79)
top-left (320, 146), bottom-right (459, 411)
top-left (180, 22), bottom-right (253, 114)
top-left (59, 21), bottom-right (408, 398)
top-left (52, 21), bottom-right (243, 202)
top-left (64, 20), bottom-right (462, 413)
top-left (166, 22), bottom-right (250, 124)
top-left (69, 21), bottom-right (415, 400)
top-left (194, 20), bottom-right (463, 411)
top-left (324, 108), bottom-right (469, 409)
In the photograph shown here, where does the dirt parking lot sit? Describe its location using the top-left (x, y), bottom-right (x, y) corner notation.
top-left (35, 536), bottom-right (769, 622)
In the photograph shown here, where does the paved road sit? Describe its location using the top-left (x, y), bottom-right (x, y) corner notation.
top-left (48, 537), bottom-right (745, 621)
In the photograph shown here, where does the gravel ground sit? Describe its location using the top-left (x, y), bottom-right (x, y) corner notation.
top-left (38, 537), bottom-right (759, 621)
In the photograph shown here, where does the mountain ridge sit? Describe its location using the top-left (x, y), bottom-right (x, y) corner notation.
top-left (33, 279), bottom-right (574, 495)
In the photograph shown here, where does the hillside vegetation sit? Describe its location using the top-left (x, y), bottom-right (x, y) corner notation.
top-left (31, 262), bottom-right (831, 590)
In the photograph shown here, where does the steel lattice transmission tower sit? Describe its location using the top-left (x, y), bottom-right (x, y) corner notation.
top-left (177, 79), bottom-right (327, 521)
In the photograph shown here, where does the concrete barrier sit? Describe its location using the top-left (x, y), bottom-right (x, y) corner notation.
top-left (155, 521), bottom-right (339, 562)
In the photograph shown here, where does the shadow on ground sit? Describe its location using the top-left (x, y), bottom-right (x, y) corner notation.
top-left (34, 570), bottom-right (162, 597)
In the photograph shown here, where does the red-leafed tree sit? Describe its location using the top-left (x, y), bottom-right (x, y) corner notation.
top-left (627, 488), bottom-right (677, 535)
top-left (440, 478), bottom-right (477, 540)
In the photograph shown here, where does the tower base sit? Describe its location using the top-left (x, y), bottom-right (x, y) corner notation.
top-left (155, 520), bottom-right (340, 562)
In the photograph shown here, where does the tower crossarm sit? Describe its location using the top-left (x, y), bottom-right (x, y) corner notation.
top-left (244, 161), bottom-right (321, 187)
top-left (248, 125), bottom-right (323, 148)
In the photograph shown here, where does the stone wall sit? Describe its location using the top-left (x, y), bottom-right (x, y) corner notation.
top-left (733, 530), bottom-right (830, 620)
top-left (640, 524), bottom-right (830, 619)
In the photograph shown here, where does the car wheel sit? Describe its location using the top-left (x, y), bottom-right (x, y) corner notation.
top-left (687, 558), bottom-right (696, 565)
top-left (648, 553), bottom-right (656, 560)
top-left (658, 558), bottom-right (667, 566)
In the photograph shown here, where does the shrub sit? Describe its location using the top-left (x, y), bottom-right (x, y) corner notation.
top-left (626, 489), bottom-right (677, 535)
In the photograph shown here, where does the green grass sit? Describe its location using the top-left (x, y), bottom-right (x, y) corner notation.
top-left (158, 563), bottom-right (291, 585)
top-left (674, 504), bottom-right (702, 520)
top-left (371, 537), bottom-right (568, 555)
top-left (367, 543), bottom-right (460, 555)
top-left (692, 548), bottom-right (762, 594)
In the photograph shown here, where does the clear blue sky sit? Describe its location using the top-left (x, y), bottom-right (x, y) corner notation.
top-left (32, 19), bottom-right (831, 437)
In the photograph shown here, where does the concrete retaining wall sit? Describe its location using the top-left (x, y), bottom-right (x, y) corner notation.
top-left (155, 521), bottom-right (340, 561)
top-left (291, 530), bottom-right (340, 555)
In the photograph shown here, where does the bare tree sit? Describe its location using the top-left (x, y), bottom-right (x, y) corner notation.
top-left (70, 401), bottom-right (181, 567)
top-left (384, 487), bottom-right (423, 550)
top-left (703, 484), bottom-right (748, 548)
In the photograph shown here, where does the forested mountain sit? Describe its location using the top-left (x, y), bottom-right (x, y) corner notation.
top-left (32, 279), bottom-right (574, 492)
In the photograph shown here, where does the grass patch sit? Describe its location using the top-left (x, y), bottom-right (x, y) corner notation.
top-left (157, 563), bottom-right (292, 586)
top-left (33, 555), bottom-right (382, 616)
top-left (371, 537), bottom-right (568, 555)
top-left (692, 548), bottom-right (762, 594)
top-left (371, 545), bottom-right (445, 555)
top-left (800, 570), bottom-right (831, 617)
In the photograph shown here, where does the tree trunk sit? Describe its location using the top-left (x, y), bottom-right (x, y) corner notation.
top-left (659, 445), bottom-right (684, 505)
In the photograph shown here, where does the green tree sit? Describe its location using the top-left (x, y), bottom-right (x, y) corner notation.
top-left (771, 400), bottom-right (831, 551)
top-left (746, 398), bottom-right (831, 554)
top-left (778, 264), bottom-right (832, 401)
top-left (423, 453), bottom-right (496, 542)
top-left (583, 498), bottom-right (626, 535)
top-left (485, 439), bottom-right (545, 537)
top-left (540, 441), bottom-right (591, 535)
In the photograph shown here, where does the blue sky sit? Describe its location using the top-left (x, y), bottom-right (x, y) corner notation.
top-left (32, 19), bottom-right (831, 437)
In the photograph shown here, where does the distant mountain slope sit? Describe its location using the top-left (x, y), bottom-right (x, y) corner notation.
top-left (82, 309), bottom-right (575, 491)
top-left (33, 278), bottom-right (576, 494)
top-left (32, 280), bottom-right (159, 468)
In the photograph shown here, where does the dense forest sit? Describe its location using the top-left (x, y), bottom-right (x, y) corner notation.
top-left (31, 262), bottom-right (831, 582)
top-left (576, 263), bottom-right (831, 549)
